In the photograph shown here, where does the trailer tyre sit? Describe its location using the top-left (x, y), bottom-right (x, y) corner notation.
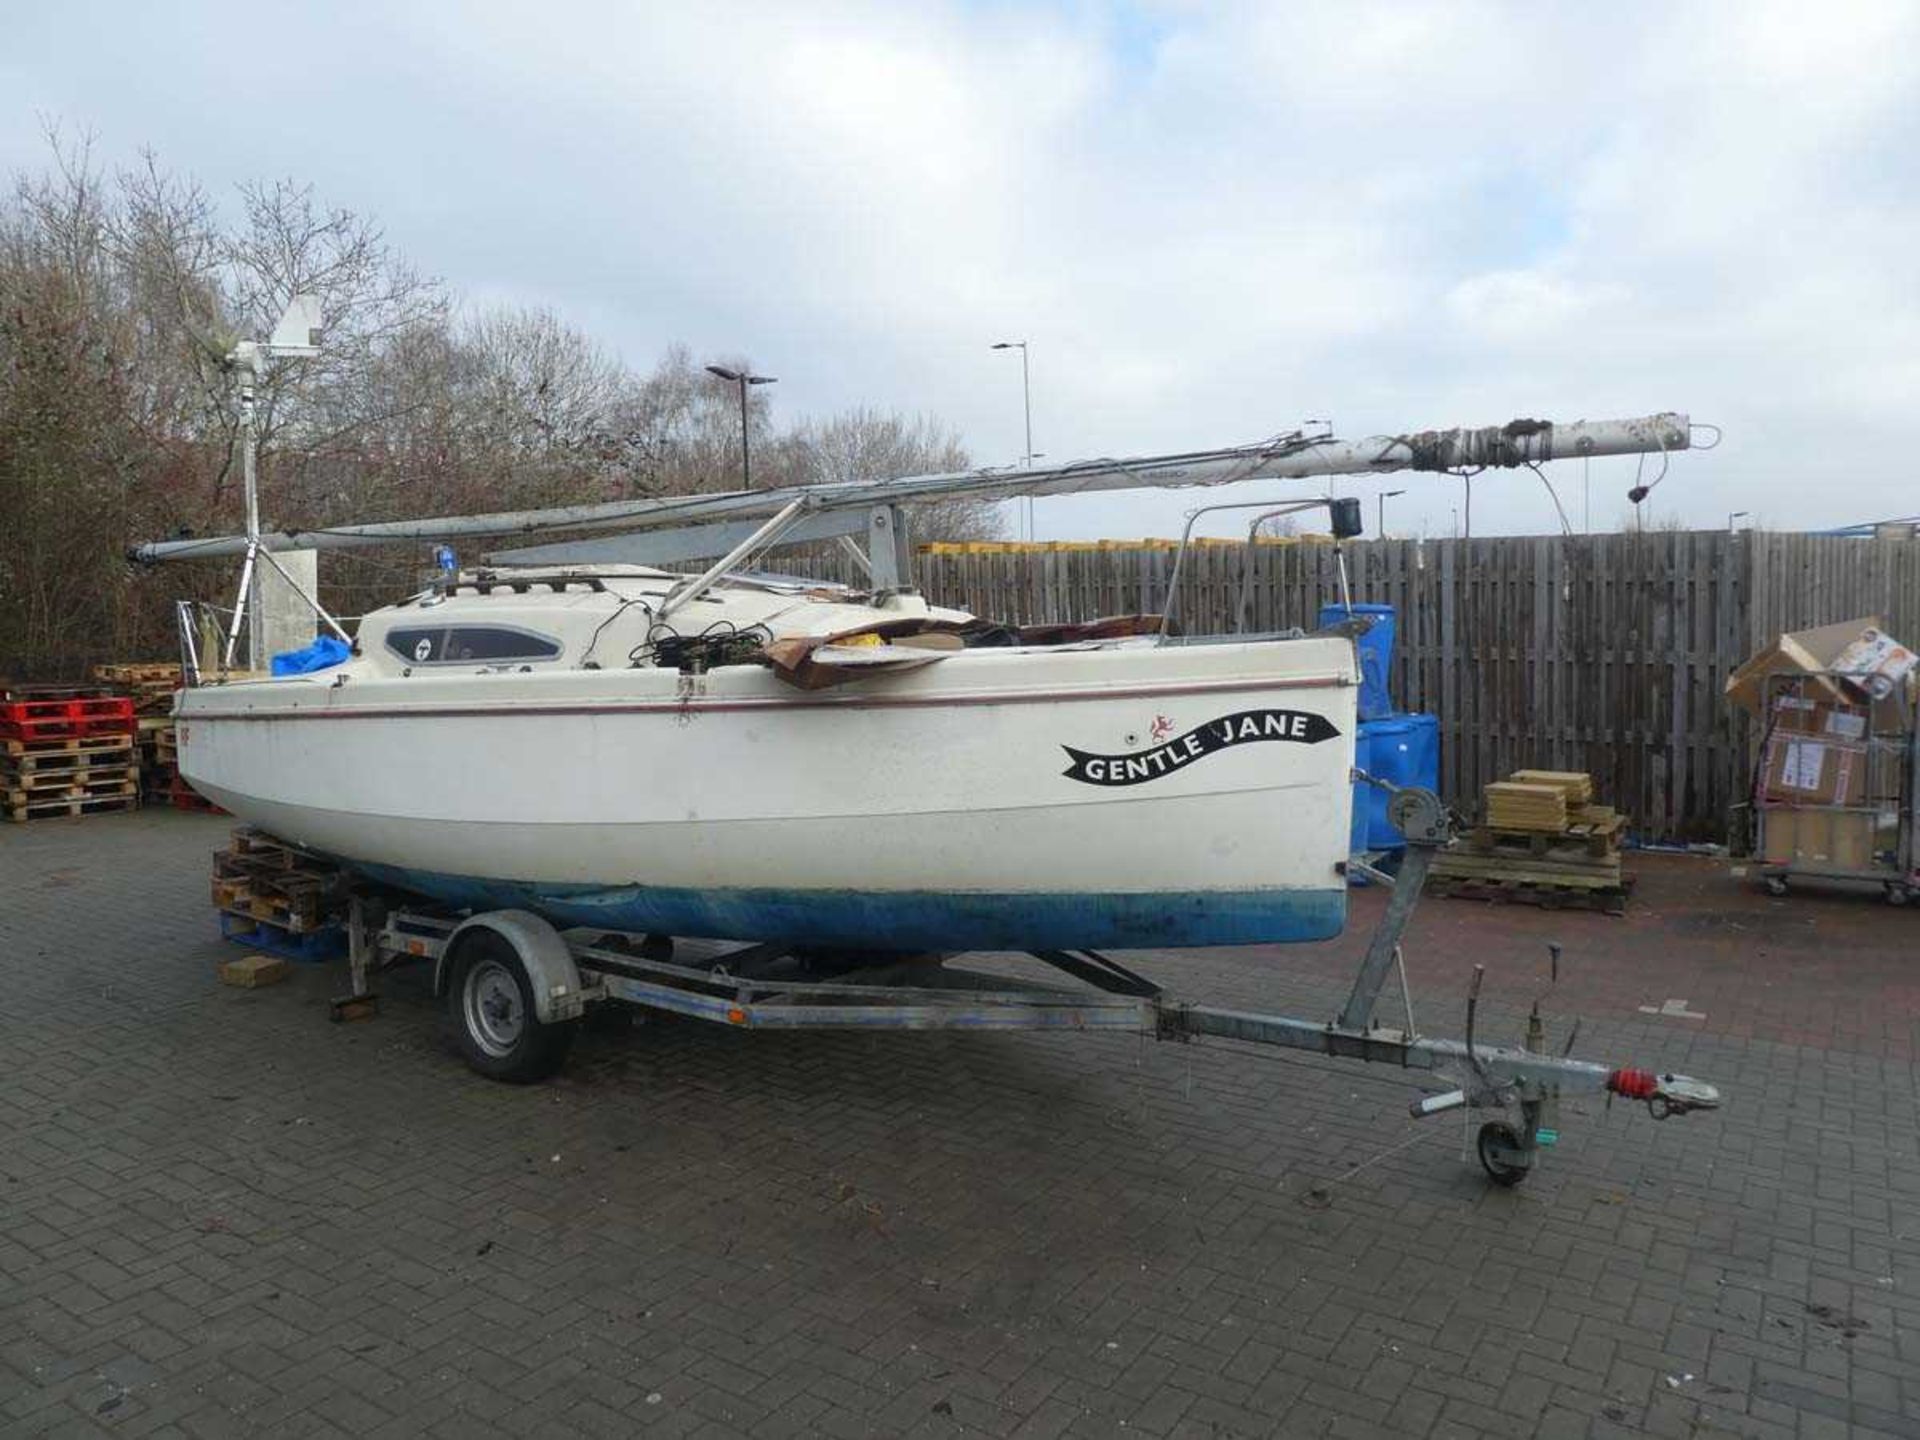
top-left (1476, 1121), bottom-right (1529, 1187)
top-left (1763, 876), bottom-right (1789, 897)
top-left (446, 930), bottom-right (577, 1083)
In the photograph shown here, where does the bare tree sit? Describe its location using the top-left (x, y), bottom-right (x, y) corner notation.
top-left (780, 406), bottom-right (1002, 542)
top-left (0, 128), bottom-right (992, 672)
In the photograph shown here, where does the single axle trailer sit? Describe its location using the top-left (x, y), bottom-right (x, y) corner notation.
top-left (333, 787), bottom-right (1719, 1187)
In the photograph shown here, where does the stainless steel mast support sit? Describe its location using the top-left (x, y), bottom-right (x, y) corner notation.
top-left (868, 506), bottom-right (910, 590)
top-left (252, 545), bottom-right (353, 644)
top-left (222, 525), bottom-right (259, 670)
top-left (656, 497), bottom-right (811, 621)
top-left (175, 600), bottom-right (203, 686)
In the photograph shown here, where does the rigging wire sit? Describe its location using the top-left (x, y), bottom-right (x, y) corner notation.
top-left (1527, 462), bottom-right (1576, 538)
top-left (1626, 433), bottom-right (1671, 505)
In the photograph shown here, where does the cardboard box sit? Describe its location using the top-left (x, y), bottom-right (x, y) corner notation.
top-left (1768, 695), bottom-right (1870, 741)
top-left (1832, 627), bottom-right (1919, 700)
top-left (1726, 616), bottom-right (1913, 714)
top-left (1761, 809), bottom-right (1877, 871)
top-left (1761, 733), bottom-right (1866, 806)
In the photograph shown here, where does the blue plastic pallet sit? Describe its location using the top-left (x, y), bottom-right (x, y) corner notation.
top-left (218, 909), bottom-right (345, 963)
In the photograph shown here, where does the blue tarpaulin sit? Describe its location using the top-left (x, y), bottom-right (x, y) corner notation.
top-left (1350, 712), bottom-right (1440, 854)
top-left (1318, 601), bottom-right (1397, 720)
top-left (270, 634), bottom-right (352, 676)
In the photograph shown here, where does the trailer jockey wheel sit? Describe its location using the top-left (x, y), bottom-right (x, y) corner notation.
top-left (1476, 1121), bottom-right (1530, 1187)
top-left (1763, 876), bottom-right (1788, 897)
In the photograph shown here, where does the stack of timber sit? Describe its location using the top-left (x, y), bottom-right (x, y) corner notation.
top-left (212, 827), bottom-right (348, 960)
top-left (1428, 769), bottom-right (1632, 914)
top-left (1, 688), bottom-right (140, 822)
top-left (1482, 781), bottom-right (1568, 832)
top-left (93, 663), bottom-right (184, 803)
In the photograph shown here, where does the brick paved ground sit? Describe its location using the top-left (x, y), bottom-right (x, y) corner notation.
top-left (1, 810), bottom-right (1916, 1438)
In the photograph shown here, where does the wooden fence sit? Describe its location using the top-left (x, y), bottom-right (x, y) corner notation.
top-left (863, 532), bottom-right (1920, 841)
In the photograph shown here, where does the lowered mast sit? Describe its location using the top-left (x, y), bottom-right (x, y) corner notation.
top-left (131, 411), bottom-right (1692, 564)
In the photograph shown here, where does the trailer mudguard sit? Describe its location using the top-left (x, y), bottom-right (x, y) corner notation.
top-left (437, 909), bottom-right (586, 1024)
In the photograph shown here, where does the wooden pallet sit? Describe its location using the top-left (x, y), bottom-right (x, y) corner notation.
top-left (1466, 811), bottom-right (1625, 859)
top-left (219, 855), bottom-right (338, 894)
top-left (1, 744), bottom-right (136, 776)
top-left (1432, 846), bottom-right (1624, 887)
top-left (93, 666), bottom-right (182, 718)
top-left (93, 663), bottom-right (182, 685)
top-left (226, 827), bottom-right (326, 867)
top-left (0, 733), bottom-right (137, 759)
top-left (1426, 872), bottom-right (1634, 915)
top-left (213, 830), bottom-right (347, 932)
top-left (215, 892), bottom-right (337, 933)
top-left (1, 683), bottom-right (116, 702)
top-left (2, 768), bottom-right (140, 800)
top-left (4, 792), bottom-right (140, 823)
top-left (141, 758), bottom-right (177, 801)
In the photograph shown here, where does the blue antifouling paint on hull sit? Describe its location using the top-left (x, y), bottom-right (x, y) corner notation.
top-left (350, 862), bottom-right (1348, 951)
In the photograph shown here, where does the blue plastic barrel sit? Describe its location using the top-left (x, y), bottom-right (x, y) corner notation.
top-left (1349, 711), bottom-right (1440, 853)
top-left (1318, 602), bottom-right (1396, 720)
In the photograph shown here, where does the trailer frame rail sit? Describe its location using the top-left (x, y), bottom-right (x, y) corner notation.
top-left (335, 787), bottom-right (1719, 1186)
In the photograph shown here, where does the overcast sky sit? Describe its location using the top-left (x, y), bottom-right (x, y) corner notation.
top-left (6, 1), bottom-right (1917, 541)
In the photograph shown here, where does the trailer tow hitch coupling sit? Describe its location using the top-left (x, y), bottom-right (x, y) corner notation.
top-left (1607, 1067), bottom-right (1721, 1119)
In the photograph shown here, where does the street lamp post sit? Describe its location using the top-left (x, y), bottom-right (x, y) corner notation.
top-left (1728, 509), bottom-right (1750, 532)
top-left (991, 341), bottom-right (1033, 539)
top-left (1377, 488), bottom-right (1406, 537)
top-left (705, 364), bottom-right (777, 489)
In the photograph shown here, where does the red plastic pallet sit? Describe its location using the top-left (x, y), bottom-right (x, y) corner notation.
top-left (169, 774), bottom-right (225, 815)
top-left (0, 695), bottom-right (135, 741)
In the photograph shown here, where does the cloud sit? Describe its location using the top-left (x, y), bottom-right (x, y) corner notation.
top-left (4, 0), bottom-right (1916, 538)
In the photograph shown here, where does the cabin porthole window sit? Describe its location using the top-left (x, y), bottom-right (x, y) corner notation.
top-left (385, 625), bottom-right (563, 666)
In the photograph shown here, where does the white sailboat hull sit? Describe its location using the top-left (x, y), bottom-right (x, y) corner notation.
top-left (180, 637), bottom-right (1359, 950)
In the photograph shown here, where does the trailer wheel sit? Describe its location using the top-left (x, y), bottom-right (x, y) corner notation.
top-left (1476, 1121), bottom-right (1529, 1187)
top-left (1763, 876), bottom-right (1789, 897)
top-left (1885, 883), bottom-right (1910, 907)
top-left (446, 930), bottom-right (577, 1083)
